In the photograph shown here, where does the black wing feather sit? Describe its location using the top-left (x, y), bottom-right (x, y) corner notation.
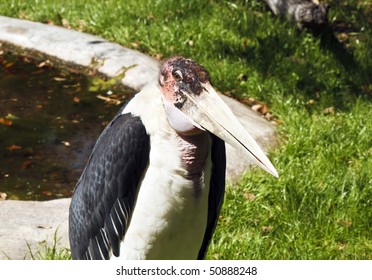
top-left (69, 113), bottom-right (150, 260)
top-left (197, 134), bottom-right (226, 259)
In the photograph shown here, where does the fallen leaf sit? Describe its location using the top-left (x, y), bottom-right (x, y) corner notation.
top-left (96, 94), bottom-right (122, 105)
top-left (307, 99), bottom-right (316, 105)
top-left (18, 11), bottom-right (29, 20)
top-left (76, 19), bottom-right (86, 31)
top-left (337, 219), bottom-right (352, 227)
top-left (4, 61), bottom-right (14, 68)
top-left (264, 112), bottom-right (274, 121)
top-left (130, 42), bottom-right (140, 48)
top-left (20, 160), bottom-right (32, 169)
top-left (338, 243), bottom-right (348, 250)
top-left (37, 60), bottom-right (52, 68)
top-left (262, 226), bottom-right (273, 233)
top-left (238, 73), bottom-right (248, 81)
top-left (243, 192), bottom-right (256, 201)
top-left (46, 19), bottom-right (55, 25)
top-left (236, 97), bottom-right (256, 107)
top-left (0, 118), bottom-right (13, 126)
top-left (338, 33), bottom-right (349, 42)
top-left (6, 144), bottom-right (22, 151)
top-left (62, 18), bottom-right (71, 29)
top-left (155, 53), bottom-right (164, 61)
top-left (260, 104), bottom-right (269, 114)
top-left (31, 69), bottom-right (46, 75)
top-left (21, 55), bottom-right (32, 63)
top-left (62, 141), bottom-right (71, 147)
top-left (73, 96), bottom-right (80, 103)
top-left (5, 114), bottom-right (19, 120)
top-left (212, 253), bottom-right (220, 260)
top-left (42, 191), bottom-right (53, 196)
top-left (53, 77), bottom-right (67, 81)
top-left (0, 192), bottom-right (7, 201)
top-left (324, 106), bottom-right (335, 114)
top-left (252, 104), bottom-right (269, 114)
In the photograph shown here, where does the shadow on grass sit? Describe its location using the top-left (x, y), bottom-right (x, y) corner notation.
top-left (316, 24), bottom-right (361, 76)
top-left (214, 17), bottom-right (370, 111)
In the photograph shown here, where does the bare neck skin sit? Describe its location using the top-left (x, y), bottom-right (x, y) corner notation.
top-left (177, 132), bottom-right (210, 191)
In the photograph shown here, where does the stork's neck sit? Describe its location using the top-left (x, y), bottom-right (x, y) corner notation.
top-left (177, 132), bottom-right (210, 190)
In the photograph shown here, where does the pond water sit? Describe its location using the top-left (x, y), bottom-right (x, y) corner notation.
top-left (0, 46), bottom-right (135, 200)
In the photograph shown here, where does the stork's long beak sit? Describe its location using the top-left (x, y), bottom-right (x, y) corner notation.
top-left (180, 83), bottom-right (278, 178)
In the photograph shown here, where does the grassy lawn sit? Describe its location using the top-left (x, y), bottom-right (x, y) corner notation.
top-left (0, 0), bottom-right (370, 259)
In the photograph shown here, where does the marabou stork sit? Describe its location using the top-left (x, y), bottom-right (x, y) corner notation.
top-left (69, 56), bottom-right (278, 260)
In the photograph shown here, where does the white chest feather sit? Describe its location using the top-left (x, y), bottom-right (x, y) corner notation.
top-left (117, 84), bottom-right (212, 259)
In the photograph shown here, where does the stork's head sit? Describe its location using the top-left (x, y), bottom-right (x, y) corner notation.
top-left (159, 56), bottom-right (211, 135)
top-left (159, 56), bottom-right (278, 177)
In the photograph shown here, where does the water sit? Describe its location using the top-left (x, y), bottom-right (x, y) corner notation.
top-left (0, 46), bottom-right (135, 200)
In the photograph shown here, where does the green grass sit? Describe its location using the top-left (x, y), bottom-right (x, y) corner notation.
top-left (211, 100), bottom-right (371, 259)
top-left (27, 230), bottom-right (71, 260)
top-left (0, 0), bottom-right (371, 259)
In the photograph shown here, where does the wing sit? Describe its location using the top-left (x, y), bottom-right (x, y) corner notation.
top-left (69, 112), bottom-right (150, 260)
top-left (197, 134), bottom-right (226, 259)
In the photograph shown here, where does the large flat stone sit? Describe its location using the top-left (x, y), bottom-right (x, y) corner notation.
top-left (220, 94), bottom-right (277, 181)
top-left (0, 16), bottom-right (277, 259)
top-left (0, 199), bottom-right (70, 259)
top-left (0, 16), bottom-right (160, 92)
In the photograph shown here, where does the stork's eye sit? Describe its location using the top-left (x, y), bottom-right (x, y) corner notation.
top-left (172, 70), bottom-right (183, 81)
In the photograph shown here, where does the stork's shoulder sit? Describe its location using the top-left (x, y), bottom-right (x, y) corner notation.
top-left (122, 82), bottom-right (172, 136)
top-left (122, 82), bottom-right (162, 116)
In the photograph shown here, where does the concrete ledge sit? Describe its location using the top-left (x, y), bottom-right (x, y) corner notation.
top-left (0, 199), bottom-right (70, 259)
top-left (0, 16), bottom-right (160, 92)
top-left (0, 16), bottom-right (277, 259)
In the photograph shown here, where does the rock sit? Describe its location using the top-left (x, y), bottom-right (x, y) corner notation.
top-left (0, 199), bottom-right (70, 260)
top-left (263, 0), bottom-right (329, 29)
top-left (0, 16), bottom-right (159, 92)
top-left (219, 94), bottom-right (277, 182)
